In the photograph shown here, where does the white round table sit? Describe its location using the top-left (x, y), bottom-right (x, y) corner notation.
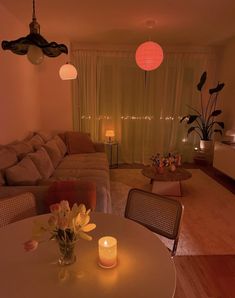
top-left (0, 212), bottom-right (176, 298)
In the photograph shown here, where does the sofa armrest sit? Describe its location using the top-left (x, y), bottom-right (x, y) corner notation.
top-left (0, 186), bottom-right (49, 215)
top-left (94, 142), bottom-right (105, 152)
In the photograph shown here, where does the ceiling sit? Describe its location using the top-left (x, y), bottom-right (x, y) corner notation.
top-left (1, 0), bottom-right (235, 47)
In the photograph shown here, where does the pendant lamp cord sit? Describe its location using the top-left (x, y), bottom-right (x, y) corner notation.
top-left (32, 0), bottom-right (36, 21)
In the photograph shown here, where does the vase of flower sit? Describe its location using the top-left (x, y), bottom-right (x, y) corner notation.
top-left (24, 200), bottom-right (96, 267)
top-left (56, 227), bottom-right (78, 266)
top-left (57, 239), bottom-right (76, 266)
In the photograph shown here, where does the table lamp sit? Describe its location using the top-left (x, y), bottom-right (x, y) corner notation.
top-left (105, 130), bottom-right (115, 143)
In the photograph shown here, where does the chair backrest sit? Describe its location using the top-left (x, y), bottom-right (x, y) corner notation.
top-left (0, 192), bottom-right (37, 228)
top-left (125, 188), bottom-right (184, 256)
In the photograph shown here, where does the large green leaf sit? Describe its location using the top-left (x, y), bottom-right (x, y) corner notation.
top-left (180, 115), bottom-right (189, 123)
top-left (211, 110), bottom-right (222, 117)
top-left (214, 129), bottom-right (223, 135)
top-left (187, 127), bottom-right (195, 135)
top-left (209, 83), bottom-right (225, 94)
top-left (216, 121), bottom-right (224, 129)
top-left (187, 115), bottom-right (198, 124)
top-left (197, 72), bottom-right (207, 91)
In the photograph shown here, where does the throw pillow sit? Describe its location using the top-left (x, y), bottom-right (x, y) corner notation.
top-left (28, 134), bottom-right (44, 150)
top-left (54, 135), bottom-right (67, 157)
top-left (5, 157), bottom-right (42, 186)
top-left (65, 131), bottom-right (95, 154)
top-left (0, 148), bottom-right (18, 171)
top-left (28, 147), bottom-right (54, 179)
top-left (42, 139), bottom-right (62, 168)
top-left (58, 132), bottom-right (66, 144)
top-left (7, 141), bottom-right (34, 160)
top-left (45, 180), bottom-right (96, 212)
top-left (36, 131), bottom-right (53, 142)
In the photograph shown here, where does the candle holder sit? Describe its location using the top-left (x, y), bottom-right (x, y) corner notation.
top-left (98, 236), bottom-right (117, 268)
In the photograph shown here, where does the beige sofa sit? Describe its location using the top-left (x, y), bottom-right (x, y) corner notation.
top-left (0, 131), bottom-right (111, 214)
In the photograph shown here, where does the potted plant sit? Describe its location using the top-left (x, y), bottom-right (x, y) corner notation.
top-left (180, 71), bottom-right (225, 151)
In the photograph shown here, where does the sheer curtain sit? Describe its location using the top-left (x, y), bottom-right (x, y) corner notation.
top-left (72, 45), bottom-right (218, 163)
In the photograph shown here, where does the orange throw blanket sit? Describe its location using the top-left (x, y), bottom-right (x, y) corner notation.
top-left (45, 180), bottom-right (96, 212)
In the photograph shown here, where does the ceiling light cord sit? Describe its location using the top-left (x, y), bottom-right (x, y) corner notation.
top-left (32, 0), bottom-right (36, 21)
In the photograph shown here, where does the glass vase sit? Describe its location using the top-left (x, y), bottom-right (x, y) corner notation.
top-left (57, 240), bottom-right (77, 266)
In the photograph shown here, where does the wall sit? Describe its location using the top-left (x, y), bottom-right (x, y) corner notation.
top-left (0, 4), bottom-right (40, 144)
top-left (0, 4), bottom-right (73, 144)
top-left (36, 53), bottom-right (73, 132)
top-left (218, 37), bottom-right (235, 131)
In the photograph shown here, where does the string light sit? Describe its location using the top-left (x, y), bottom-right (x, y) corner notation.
top-left (81, 115), bottom-right (182, 121)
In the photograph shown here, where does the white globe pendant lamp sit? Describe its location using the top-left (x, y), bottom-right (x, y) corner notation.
top-left (27, 45), bottom-right (44, 65)
top-left (59, 63), bottom-right (77, 80)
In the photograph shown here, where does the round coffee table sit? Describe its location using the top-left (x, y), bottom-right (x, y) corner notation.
top-left (142, 166), bottom-right (192, 196)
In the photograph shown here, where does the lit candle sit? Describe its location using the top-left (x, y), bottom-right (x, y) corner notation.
top-left (98, 236), bottom-right (117, 268)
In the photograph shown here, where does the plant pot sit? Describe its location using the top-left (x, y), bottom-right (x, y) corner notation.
top-left (200, 140), bottom-right (214, 152)
top-left (199, 140), bottom-right (214, 165)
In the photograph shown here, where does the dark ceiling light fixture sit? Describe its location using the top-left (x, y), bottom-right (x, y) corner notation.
top-left (1, 0), bottom-right (68, 65)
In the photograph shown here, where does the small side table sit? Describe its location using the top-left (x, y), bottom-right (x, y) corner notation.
top-left (142, 166), bottom-right (192, 196)
top-left (104, 142), bottom-right (119, 169)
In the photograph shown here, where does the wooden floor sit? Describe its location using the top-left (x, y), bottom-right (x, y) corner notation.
top-left (174, 255), bottom-right (235, 298)
top-left (118, 162), bottom-right (235, 297)
top-left (183, 162), bottom-right (235, 195)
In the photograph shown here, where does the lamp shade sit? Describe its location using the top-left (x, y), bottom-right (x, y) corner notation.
top-left (1, 0), bottom-right (68, 62)
top-left (105, 130), bottom-right (115, 137)
top-left (135, 41), bottom-right (163, 71)
top-left (59, 63), bottom-right (77, 80)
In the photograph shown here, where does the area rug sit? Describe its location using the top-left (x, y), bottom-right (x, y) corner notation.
top-left (110, 169), bottom-right (235, 256)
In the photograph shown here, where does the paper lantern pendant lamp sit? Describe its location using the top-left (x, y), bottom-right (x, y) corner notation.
top-left (59, 63), bottom-right (77, 80)
top-left (135, 41), bottom-right (163, 71)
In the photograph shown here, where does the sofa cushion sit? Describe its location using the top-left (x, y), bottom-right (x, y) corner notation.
top-left (28, 134), bottom-right (44, 150)
top-left (7, 141), bottom-right (34, 160)
top-left (52, 168), bottom-right (110, 190)
top-left (0, 148), bottom-right (18, 171)
top-left (54, 135), bottom-right (67, 157)
top-left (58, 132), bottom-right (66, 144)
top-left (5, 157), bottom-right (42, 186)
top-left (65, 131), bottom-right (96, 154)
top-left (42, 139), bottom-right (62, 168)
top-left (28, 147), bottom-right (54, 179)
top-left (36, 131), bottom-right (53, 142)
top-left (44, 180), bottom-right (96, 212)
top-left (57, 152), bottom-right (109, 172)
